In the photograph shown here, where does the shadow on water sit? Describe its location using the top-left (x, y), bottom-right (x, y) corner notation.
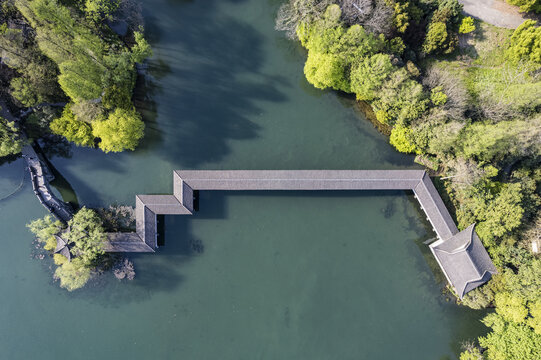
top-left (140, 0), bottom-right (288, 166)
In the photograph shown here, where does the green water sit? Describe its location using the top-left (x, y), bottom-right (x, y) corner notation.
top-left (0, 0), bottom-right (487, 358)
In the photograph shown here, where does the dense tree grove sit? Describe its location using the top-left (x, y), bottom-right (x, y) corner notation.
top-left (0, 0), bottom-right (152, 155)
top-left (277, 1), bottom-right (541, 358)
top-left (27, 207), bottom-right (106, 291)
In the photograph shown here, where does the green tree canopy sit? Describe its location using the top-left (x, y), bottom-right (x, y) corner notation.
top-left (0, 117), bottom-right (24, 157)
top-left (66, 207), bottom-right (106, 266)
top-left (50, 106), bottom-right (95, 147)
top-left (506, 20), bottom-right (541, 64)
top-left (54, 258), bottom-right (92, 291)
top-left (480, 313), bottom-right (541, 360)
top-left (26, 214), bottom-right (63, 251)
top-left (92, 108), bottom-right (145, 153)
top-left (351, 54), bottom-right (394, 101)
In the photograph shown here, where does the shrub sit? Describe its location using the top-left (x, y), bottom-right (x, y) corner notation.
top-left (459, 16), bottom-right (476, 34)
top-left (506, 20), bottom-right (541, 64)
top-left (430, 86), bottom-right (448, 106)
top-left (506, 0), bottom-right (541, 13)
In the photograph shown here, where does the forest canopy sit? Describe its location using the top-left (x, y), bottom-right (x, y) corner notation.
top-left (0, 0), bottom-right (152, 154)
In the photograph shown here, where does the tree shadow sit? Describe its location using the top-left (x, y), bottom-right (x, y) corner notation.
top-left (139, 0), bottom-right (288, 166)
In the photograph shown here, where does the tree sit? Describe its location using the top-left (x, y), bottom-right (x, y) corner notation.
top-left (457, 181), bottom-right (526, 244)
top-left (14, 0), bottom-right (152, 152)
top-left (430, 86), bottom-right (448, 106)
top-left (304, 51), bottom-right (349, 91)
top-left (350, 53), bottom-right (394, 101)
top-left (27, 208), bottom-right (107, 291)
top-left (460, 119), bottom-right (541, 165)
top-left (423, 21), bottom-right (454, 54)
top-left (50, 106), bottom-right (95, 147)
top-left (92, 108), bottom-right (144, 153)
top-left (480, 313), bottom-right (541, 360)
top-left (495, 292), bottom-right (529, 324)
top-left (57, 57), bottom-right (104, 102)
top-left (131, 31), bottom-right (153, 63)
top-left (26, 215), bottom-right (63, 251)
top-left (66, 207), bottom-right (106, 266)
top-left (54, 258), bottom-right (92, 291)
top-left (0, 117), bottom-right (24, 157)
top-left (373, 68), bottom-right (428, 124)
top-left (339, 0), bottom-right (395, 36)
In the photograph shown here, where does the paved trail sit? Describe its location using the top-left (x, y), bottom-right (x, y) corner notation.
top-left (459, 0), bottom-right (528, 28)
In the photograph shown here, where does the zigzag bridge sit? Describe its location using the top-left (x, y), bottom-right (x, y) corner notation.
top-left (105, 170), bottom-right (496, 298)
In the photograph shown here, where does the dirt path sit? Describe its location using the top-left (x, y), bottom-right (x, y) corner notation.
top-left (459, 0), bottom-right (528, 28)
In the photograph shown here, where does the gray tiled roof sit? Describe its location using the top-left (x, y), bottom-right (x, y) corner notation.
top-left (430, 224), bottom-right (497, 298)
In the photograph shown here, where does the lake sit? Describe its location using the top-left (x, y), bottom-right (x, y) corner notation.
top-left (0, 0), bottom-right (486, 358)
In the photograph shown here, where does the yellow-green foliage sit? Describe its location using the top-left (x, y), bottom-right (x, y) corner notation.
top-left (430, 86), bottom-right (448, 106)
top-left (459, 16), bottom-right (475, 34)
top-left (297, 4), bottom-right (428, 125)
top-left (44, 236), bottom-right (57, 251)
top-left (298, 5), bottom-right (388, 93)
top-left (84, 0), bottom-right (120, 22)
top-left (372, 68), bottom-right (428, 124)
top-left (529, 301), bottom-right (541, 334)
top-left (66, 207), bottom-right (106, 266)
top-left (480, 313), bottom-right (541, 360)
top-left (506, 0), bottom-right (541, 13)
top-left (54, 259), bottom-right (91, 291)
top-left (390, 125), bottom-right (417, 153)
top-left (50, 106), bottom-right (94, 147)
top-left (423, 21), bottom-right (450, 54)
top-left (92, 108), bottom-right (145, 153)
top-left (458, 120), bottom-right (539, 164)
top-left (495, 292), bottom-right (529, 323)
top-left (53, 253), bottom-right (68, 265)
top-left (506, 20), bottom-right (541, 64)
top-left (375, 110), bottom-right (391, 124)
top-left (304, 51), bottom-right (349, 91)
top-left (393, 2), bottom-right (410, 33)
top-left (459, 348), bottom-right (483, 360)
top-left (351, 54), bottom-right (394, 101)
top-left (15, 0), bottom-right (107, 102)
top-left (26, 215), bottom-right (63, 244)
